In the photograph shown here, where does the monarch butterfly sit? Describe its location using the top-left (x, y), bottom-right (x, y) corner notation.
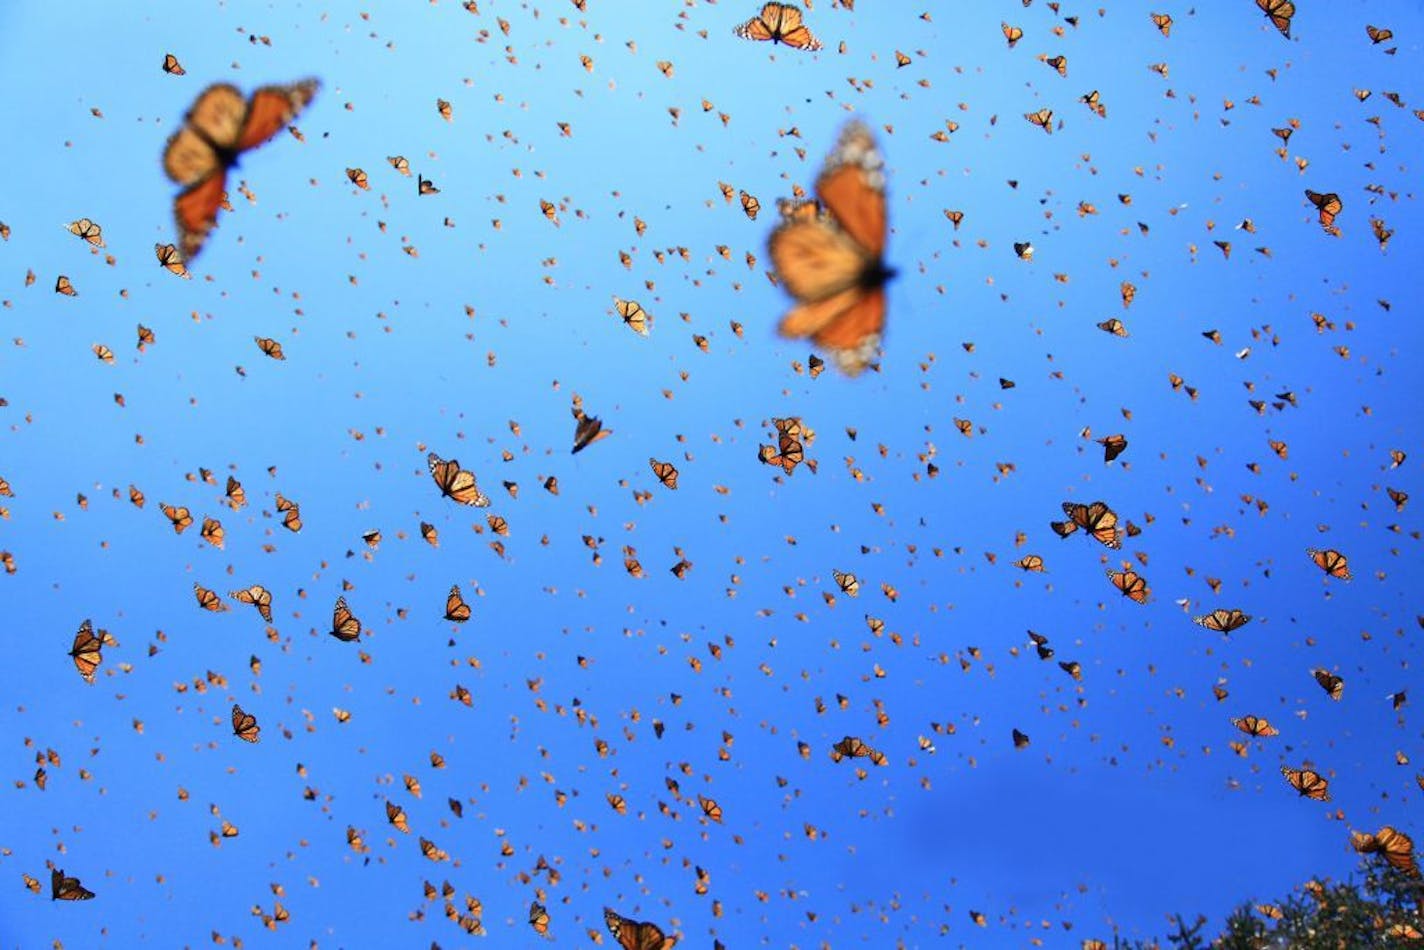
top-left (649, 458), bottom-right (679, 489)
top-left (1012, 728), bottom-right (1031, 748)
top-left (831, 735), bottom-right (874, 761)
top-left (92, 344), bottom-right (115, 364)
top-left (193, 583), bottom-right (225, 612)
top-left (427, 452), bottom-right (491, 507)
top-left (55, 275), bottom-right (78, 296)
top-left (162, 53), bottom-right (186, 75)
top-left (734, 3), bottom-right (822, 51)
top-left (1107, 568), bottom-right (1150, 604)
top-left (231, 585), bottom-right (274, 623)
top-left (231, 703), bottom-right (261, 742)
top-left (614, 297), bottom-right (651, 336)
top-left (160, 502), bottom-right (193, 534)
top-left (1099, 434), bottom-right (1128, 462)
top-left (1194, 608), bottom-right (1251, 633)
top-left (387, 155), bottom-right (411, 176)
top-left (1063, 501), bottom-right (1121, 548)
top-left (275, 493), bottom-right (303, 532)
top-left (1304, 189), bottom-right (1342, 233)
top-left (436, 98), bottom-right (452, 121)
top-left (1257, 0), bottom-right (1294, 38)
top-left (696, 794), bottom-right (723, 823)
top-left (528, 900), bottom-right (552, 938)
top-left (1232, 715), bottom-right (1279, 737)
top-left (655, 60), bottom-right (674, 78)
top-left (385, 800), bottom-right (410, 833)
top-left (1366, 25), bottom-right (1394, 45)
top-left (330, 597), bottom-right (361, 642)
top-left (419, 837), bottom-right (448, 861)
top-left (1014, 554), bottom-right (1046, 572)
top-left (66, 218), bottom-right (104, 247)
top-left (1097, 318), bottom-right (1129, 337)
top-left (1013, 241), bottom-right (1034, 261)
top-left (603, 907), bottom-right (678, 950)
top-left (572, 412), bottom-right (612, 454)
top-left (1313, 668), bottom-right (1344, 701)
top-left (770, 121), bottom-right (891, 375)
top-left (832, 569), bottom-right (859, 596)
top-left (162, 79), bottom-right (318, 260)
top-left (606, 792), bottom-right (628, 814)
top-left (444, 584), bottom-right (471, 623)
top-left (200, 516), bottom-right (225, 549)
top-left (255, 336), bottom-right (285, 360)
top-left (154, 242), bottom-right (190, 278)
top-left (69, 620), bottom-right (103, 683)
top-left (1024, 108), bottom-right (1054, 133)
top-left (1281, 765), bottom-right (1330, 801)
top-left (51, 868), bottom-right (95, 901)
top-left (740, 190), bottom-right (760, 220)
top-left (1151, 12), bottom-right (1172, 35)
top-left (1307, 547), bottom-right (1351, 580)
top-left (417, 174), bottom-right (439, 195)
top-left (1002, 22), bottom-right (1023, 47)
top-left (1044, 55), bottom-right (1067, 77)
top-left (1350, 826), bottom-right (1417, 875)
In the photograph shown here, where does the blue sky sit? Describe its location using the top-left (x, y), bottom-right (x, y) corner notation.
top-left (1, 0), bottom-right (1421, 946)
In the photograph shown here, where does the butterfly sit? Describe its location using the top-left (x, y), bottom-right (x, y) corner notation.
top-left (740, 191), bottom-right (761, 220)
top-left (1002, 22), bottom-right (1024, 47)
top-left (1257, 0), bottom-right (1294, 38)
top-left (1313, 669), bottom-right (1345, 701)
top-left (603, 907), bottom-right (678, 950)
top-left (1193, 608), bottom-right (1251, 633)
top-left (734, 3), bottom-right (822, 50)
top-left (1350, 826), bottom-right (1417, 876)
top-left (330, 597), bottom-right (361, 642)
top-left (385, 800), bottom-right (410, 833)
top-left (1024, 108), bottom-right (1054, 133)
top-left (1107, 568), bottom-right (1150, 604)
top-left (1305, 189), bottom-right (1342, 233)
top-left (649, 458), bottom-right (680, 490)
top-left (697, 794), bottom-right (723, 823)
top-left (255, 336), bottom-right (286, 360)
top-left (1151, 13), bottom-right (1173, 35)
top-left (1062, 501), bottom-right (1121, 548)
top-left (154, 242), bottom-right (190, 278)
top-left (231, 703), bottom-right (261, 742)
top-left (54, 275), bottom-right (78, 296)
top-left (1231, 715), bottom-right (1279, 737)
top-left (231, 585), bottom-right (274, 623)
top-left (193, 583), bottom-right (226, 612)
top-left (614, 297), bottom-right (652, 336)
top-left (769, 121), bottom-right (892, 375)
top-left (1281, 765), bottom-right (1330, 801)
top-left (832, 569), bottom-right (859, 596)
top-left (66, 218), bottom-right (104, 247)
top-left (572, 412), bottom-right (612, 454)
top-left (1366, 25), bottom-right (1394, 45)
top-left (427, 452), bottom-right (490, 506)
top-left (162, 53), bottom-right (186, 75)
top-left (444, 584), bottom-right (472, 623)
top-left (1098, 434), bottom-right (1128, 462)
top-left (162, 79), bottom-right (319, 260)
top-left (51, 868), bottom-right (95, 901)
top-left (69, 620), bottom-right (104, 684)
top-left (528, 900), bottom-right (552, 938)
top-left (1307, 547), bottom-right (1351, 580)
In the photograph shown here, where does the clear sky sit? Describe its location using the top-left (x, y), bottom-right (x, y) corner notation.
top-left (0, 0), bottom-right (1420, 947)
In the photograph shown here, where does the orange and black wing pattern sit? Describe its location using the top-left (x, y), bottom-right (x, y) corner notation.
top-left (163, 79), bottom-right (318, 261)
top-left (734, 3), bottom-right (822, 51)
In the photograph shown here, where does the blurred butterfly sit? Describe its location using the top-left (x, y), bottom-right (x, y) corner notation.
top-left (1280, 765), bottom-right (1329, 801)
top-left (1313, 669), bottom-right (1344, 701)
top-left (603, 907), bottom-right (678, 950)
top-left (69, 619), bottom-right (103, 683)
top-left (162, 79), bottom-right (319, 260)
top-left (444, 584), bottom-right (472, 623)
top-left (331, 597), bottom-right (361, 642)
top-left (231, 703), bottom-right (261, 742)
top-left (1002, 22), bottom-right (1023, 47)
top-left (770, 121), bottom-right (892, 375)
top-left (51, 868), bottom-right (95, 901)
top-left (572, 412), bottom-right (612, 454)
top-left (385, 800), bottom-right (410, 833)
top-left (734, 3), bottom-right (822, 50)
top-left (162, 53), bottom-right (186, 75)
top-left (1098, 434), bottom-right (1127, 462)
top-left (1024, 108), bottom-right (1054, 133)
top-left (832, 569), bottom-right (859, 596)
top-left (428, 452), bottom-right (490, 506)
top-left (1151, 13), bottom-right (1172, 35)
top-left (1366, 25), bottom-right (1394, 45)
top-left (528, 900), bottom-right (552, 938)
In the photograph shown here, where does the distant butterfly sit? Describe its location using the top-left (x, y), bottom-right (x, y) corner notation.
top-left (231, 703), bottom-right (261, 742)
top-left (650, 458), bottom-right (680, 490)
top-left (162, 53), bottom-right (186, 75)
top-left (330, 597), bottom-right (361, 642)
top-left (603, 907), bottom-right (678, 950)
top-left (1366, 25), bottom-right (1394, 45)
top-left (1304, 189), bottom-right (1342, 234)
top-left (528, 900), bottom-right (552, 938)
top-left (1024, 108), bottom-right (1054, 133)
top-left (160, 502), bottom-right (193, 534)
top-left (1002, 22), bottom-right (1024, 47)
top-left (770, 121), bottom-right (892, 375)
top-left (1098, 434), bottom-right (1128, 462)
top-left (614, 297), bottom-right (652, 336)
top-left (231, 584), bottom-right (274, 623)
top-left (1281, 765), bottom-right (1330, 801)
top-left (50, 868), bottom-right (95, 901)
top-left (193, 583), bottom-right (226, 612)
top-left (162, 78), bottom-right (319, 260)
top-left (1312, 669), bottom-right (1344, 701)
top-left (572, 412), bottom-right (612, 454)
top-left (1151, 13), bottom-right (1172, 35)
top-left (734, 3), bottom-right (822, 51)
top-left (1107, 568), bottom-right (1150, 604)
top-left (427, 452), bottom-right (491, 506)
top-left (66, 218), bottom-right (105, 247)
top-left (1231, 715), bottom-right (1279, 737)
top-left (154, 242), bottom-right (190, 278)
